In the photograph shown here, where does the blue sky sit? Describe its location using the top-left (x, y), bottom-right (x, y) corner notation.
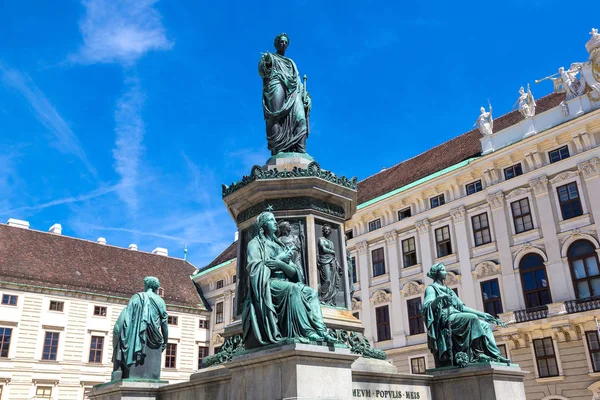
top-left (0, 0), bottom-right (597, 267)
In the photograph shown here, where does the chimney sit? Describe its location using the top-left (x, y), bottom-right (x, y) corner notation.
top-left (234, 231), bottom-right (239, 242)
top-left (97, 237), bottom-right (107, 245)
top-left (128, 244), bottom-right (138, 250)
top-left (152, 247), bottom-right (168, 256)
top-left (49, 223), bottom-right (62, 235)
top-left (7, 218), bottom-right (29, 229)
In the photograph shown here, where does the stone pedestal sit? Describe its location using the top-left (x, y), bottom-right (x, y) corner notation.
top-left (429, 363), bottom-right (528, 400)
top-left (88, 379), bottom-right (168, 400)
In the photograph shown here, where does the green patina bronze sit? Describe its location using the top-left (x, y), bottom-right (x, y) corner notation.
top-left (111, 276), bottom-right (169, 380)
top-left (335, 330), bottom-right (386, 360)
top-left (317, 224), bottom-right (341, 305)
top-left (422, 263), bottom-right (510, 368)
top-left (259, 33), bottom-right (311, 155)
top-left (236, 196), bottom-right (345, 223)
top-left (242, 211), bottom-right (337, 348)
top-left (222, 161), bottom-right (358, 198)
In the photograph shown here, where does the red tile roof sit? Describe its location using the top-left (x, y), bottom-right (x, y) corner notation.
top-left (202, 241), bottom-right (237, 270)
top-left (0, 224), bottom-right (204, 308)
top-left (357, 92), bottom-right (565, 204)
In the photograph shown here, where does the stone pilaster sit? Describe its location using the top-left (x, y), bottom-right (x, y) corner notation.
top-left (415, 218), bottom-right (433, 283)
top-left (383, 229), bottom-right (405, 347)
top-left (450, 206), bottom-right (476, 308)
top-left (356, 241), bottom-right (373, 342)
top-left (578, 157), bottom-right (600, 238)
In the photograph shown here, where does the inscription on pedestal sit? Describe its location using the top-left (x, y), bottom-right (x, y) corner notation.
top-left (352, 384), bottom-right (429, 399)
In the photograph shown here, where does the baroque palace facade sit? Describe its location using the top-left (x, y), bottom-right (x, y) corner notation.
top-left (198, 31), bottom-right (600, 400)
top-left (0, 222), bottom-right (211, 400)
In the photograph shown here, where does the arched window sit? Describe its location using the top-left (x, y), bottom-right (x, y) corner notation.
top-left (520, 254), bottom-right (552, 308)
top-left (568, 240), bottom-right (600, 299)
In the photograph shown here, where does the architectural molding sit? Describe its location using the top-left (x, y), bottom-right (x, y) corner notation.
top-left (384, 230), bottom-right (398, 245)
top-left (444, 271), bottom-right (461, 286)
top-left (505, 187), bottom-right (531, 200)
top-left (449, 206), bottom-right (466, 223)
top-left (400, 281), bottom-right (425, 297)
top-left (211, 333), bottom-right (225, 347)
top-left (472, 261), bottom-right (502, 280)
top-left (415, 219), bottom-right (430, 234)
top-left (502, 333), bottom-right (528, 349)
top-left (513, 242), bottom-right (547, 267)
top-left (551, 324), bottom-right (581, 342)
top-left (529, 176), bottom-right (549, 196)
top-left (578, 157), bottom-right (600, 179)
top-left (351, 298), bottom-right (362, 311)
top-left (486, 191), bottom-right (505, 210)
top-left (370, 289), bottom-right (392, 305)
top-left (559, 228), bottom-right (600, 257)
top-left (549, 170), bottom-right (580, 184)
top-left (356, 241), bottom-right (369, 255)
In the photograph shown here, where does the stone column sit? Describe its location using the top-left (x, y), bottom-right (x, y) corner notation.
top-left (223, 290), bottom-right (233, 325)
top-left (578, 158), bottom-right (600, 229)
top-left (450, 206), bottom-right (477, 308)
top-left (416, 219), bottom-right (433, 284)
top-left (529, 176), bottom-right (571, 301)
top-left (486, 192), bottom-right (522, 310)
top-left (356, 241), bottom-right (373, 342)
top-left (383, 230), bottom-right (406, 347)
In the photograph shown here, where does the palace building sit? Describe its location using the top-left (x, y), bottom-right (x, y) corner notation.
top-left (198, 30), bottom-right (600, 400)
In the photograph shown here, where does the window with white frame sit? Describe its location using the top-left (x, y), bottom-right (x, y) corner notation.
top-left (510, 198), bottom-right (533, 234)
top-left (471, 212), bottom-right (491, 246)
top-left (548, 145), bottom-right (570, 163)
top-left (167, 316), bottom-right (178, 326)
top-left (368, 218), bottom-right (382, 232)
top-left (42, 331), bottom-right (59, 361)
top-left (372, 248), bottom-right (386, 277)
top-left (93, 305), bottom-right (107, 316)
top-left (430, 194), bottom-right (445, 209)
top-left (402, 237), bottom-right (417, 267)
top-left (557, 182), bottom-right (583, 220)
top-left (466, 180), bottom-right (483, 195)
top-left (398, 207), bottom-right (412, 220)
top-left (49, 301), bottom-right (64, 312)
top-left (533, 338), bottom-right (559, 377)
top-left (1, 294), bottom-right (17, 306)
top-left (165, 343), bottom-right (177, 368)
top-left (215, 302), bottom-right (224, 324)
top-left (35, 386), bottom-right (53, 399)
top-left (435, 226), bottom-right (452, 258)
top-left (216, 279), bottom-right (224, 289)
top-left (0, 327), bottom-right (12, 358)
top-left (88, 336), bottom-right (104, 363)
top-left (504, 163), bottom-right (523, 180)
top-left (410, 356), bottom-right (426, 374)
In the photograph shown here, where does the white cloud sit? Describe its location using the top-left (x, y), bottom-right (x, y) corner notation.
top-left (71, 0), bottom-right (173, 65)
top-left (113, 76), bottom-right (145, 214)
top-left (0, 61), bottom-right (97, 176)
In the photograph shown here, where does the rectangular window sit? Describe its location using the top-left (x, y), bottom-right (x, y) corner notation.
top-left (402, 237), bottom-right (417, 267)
top-left (504, 163), bottom-right (523, 180)
top-left (586, 331), bottom-right (600, 373)
top-left (410, 357), bottom-right (426, 374)
top-left (216, 302), bottom-right (224, 324)
top-left (35, 386), bottom-right (52, 399)
top-left (167, 316), bottom-right (178, 326)
top-left (88, 336), bottom-right (104, 363)
top-left (42, 331), bottom-right (59, 361)
top-left (480, 279), bottom-right (503, 317)
top-left (1, 294), bottom-right (17, 306)
top-left (216, 280), bottom-right (224, 289)
top-left (398, 207), bottom-right (412, 221)
top-left (430, 194), bottom-right (445, 209)
top-left (0, 327), bottom-right (12, 358)
top-left (471, 212), bottom-right (491, 246)
top-left (371, 248), bottom-right (386, 277)
top-left (49, 301), bottom-right (64, 312)
top-left (498, 344), bottom-right (508, 360)
top-left (198, 346), bottom-right (209, 369)
top-left (407, 298), bottom-right (425, 335)
top-left (345, 230), bottom-right (354, 240)
top-left (466, 180), bottom-right (483, 195)
top-left (533, 338), bottom-right (559, 377)
top-left (549, 146), bottom-right (570, 163)
top-left (165, 343), bottom-right (177, 369)
top-left (351, 257), bottom-right (357, 283)
top-left (199, 320), bottom-right (209, 329)
top-left (435, 226), bottom-right (452, 258)
top-left (375, 305), bottom-right (391, 342)
top-left (557, 182), bottom-right (583, 220)
top-left (93, 306), bottom-right (107, 316)
top-left (511, 198), bottom-right (534, 233)
top-left (232, 275), bottom-right (237, 284)
top-left (368, 219), bottom-right (381, 232)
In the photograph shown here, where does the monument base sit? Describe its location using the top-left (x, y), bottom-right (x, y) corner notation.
top-left (88, 379), bottom-right (168, 400)
top-left (429, 363), bottom-right (528, 400)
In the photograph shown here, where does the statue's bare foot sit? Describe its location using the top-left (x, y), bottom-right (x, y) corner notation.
top-left (308, 333), bottom-right (323, 342)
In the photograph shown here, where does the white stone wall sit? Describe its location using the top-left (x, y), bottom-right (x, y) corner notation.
top-left (0, 286), bottom-right (209, 400)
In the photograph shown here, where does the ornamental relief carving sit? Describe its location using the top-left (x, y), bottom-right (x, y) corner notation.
top-left (450, 206), bottom-right (466, 223)
top-left (444, 271), bottom-right (461, 286)
top-left (559, 228), bottom-right (598, 248)
top-left (351, 298), bottom-right (362, 311)
top-left (356, 241), bottom-right (369, 255)
top-left (550, 170), bottom-right (580, 184)
top-left (211, 333), bottom-right (225, 346)
top-left (529, 176), bottom-right (549, 196)
top-left (384, 230), bottom-right (398, 244)
top-left (370, 290), bottom-right (392, 305)
top-left (415, 219), bottom-right (430, 234)
top-left (473, 261), bottom-right (501, 279)
top-left (505, 187), bottom-right (530, 200)
top-left (401, 281), bottom-right (425, 297)
top-left (486, 191), bottom-right (505, 210)
top-left (513, 242), bottom-right (546, 265)
top-left (578, 157), bottom-right (600, 179)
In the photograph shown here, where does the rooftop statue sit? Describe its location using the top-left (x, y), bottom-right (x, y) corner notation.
top-left (513, 84), bottom-right (536, 118)
top-left (422, 263), bottom-right (510, 368)
top-left (473, 102), bottom-right (493, 136)
top-left (111, 276), bottom-right (168, 380)
top-left (242, 211), bottom-right (336, 348)
top-left (259, 33), bottom-right (312, 156)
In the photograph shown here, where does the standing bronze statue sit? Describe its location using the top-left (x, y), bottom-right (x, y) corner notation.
top-left (259, 33), bottom-right (312, 155)
top-left (277, 220), bottom-right (304, 274)
top-left (317, 224), bottom-right (341, 305)
top-left (111, 276), bottom-right (169, 380)
top-left (242, 211), bottom-right (336, 349)
top-left (422, 263), bottom-right (510, 367)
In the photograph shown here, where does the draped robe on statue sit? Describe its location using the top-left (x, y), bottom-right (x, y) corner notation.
top-left (317, 236), bottom-right (340, 305)
top-left (242, 234), bottom-right (328, 348)
top-left (112, 291), bottom-right (168, 370)
top-left (258, 52), bottom-right (309, 155)
top-left (422, 282), bottom-right (504, 366)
